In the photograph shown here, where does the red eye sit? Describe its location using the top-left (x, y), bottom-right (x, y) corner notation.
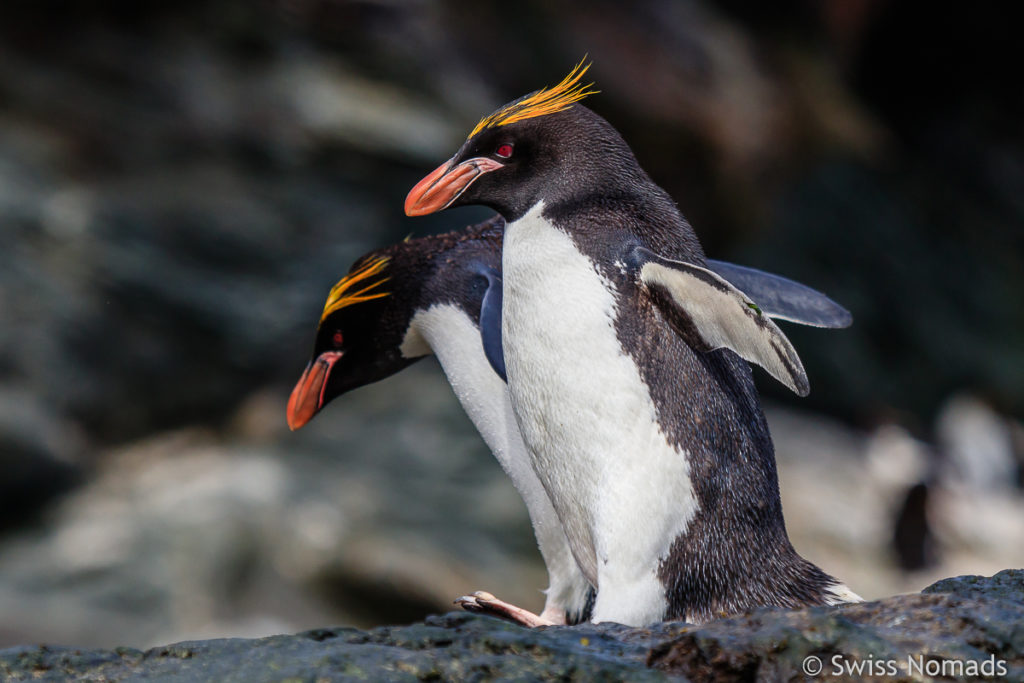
top-left (495, 143), bottom-right (513, 159)
top-left (332, 330), bottom-right (344, 347)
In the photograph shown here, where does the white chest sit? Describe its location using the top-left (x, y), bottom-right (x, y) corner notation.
top-left (400, 304), bottom-right (591, 616)
top-left (501, 203), bottom-right (699, 617)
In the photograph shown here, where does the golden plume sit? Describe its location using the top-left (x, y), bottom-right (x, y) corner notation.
top-left (319, 256), bottom-right (391, 324)
top-left (467, 59), bottom-right (599, 139)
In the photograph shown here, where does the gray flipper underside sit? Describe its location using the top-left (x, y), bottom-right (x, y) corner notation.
top-left (474, 265), bottom-right (507, 382)
top-left (706, 259), bottom-right (852, 329)
top-left (627, 246), bottom-right (810, 396)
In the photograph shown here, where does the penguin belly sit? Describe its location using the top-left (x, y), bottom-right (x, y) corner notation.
top-left (502, 202), bottom-right (700, 626)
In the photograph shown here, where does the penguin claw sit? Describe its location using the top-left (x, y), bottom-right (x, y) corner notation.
top-left (454, 594), bottom-right (485, 612)
top-left (454, 590), bottom-right (556, 628)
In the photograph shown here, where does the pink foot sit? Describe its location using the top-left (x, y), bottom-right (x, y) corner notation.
top-left (454, 591), bottom-right (557, 628)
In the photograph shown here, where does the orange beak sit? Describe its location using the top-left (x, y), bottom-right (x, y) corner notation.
top-left (286, 351), bottom-right (344, 430)
top-left (404, 157), bottom-right (504, 216)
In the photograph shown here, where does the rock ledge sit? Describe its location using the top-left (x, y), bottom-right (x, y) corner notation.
top-left (2, 570), bottom-right (1021, 682)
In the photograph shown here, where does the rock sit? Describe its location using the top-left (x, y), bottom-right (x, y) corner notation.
top-left (924, 568), bottom-right (1024, 602)
top-left (1, 570), bottom-right (1020, 682)
top-left (0, 613), bottom-right (673, 682)
top-left (649, 569), bottom-right (1024, 680)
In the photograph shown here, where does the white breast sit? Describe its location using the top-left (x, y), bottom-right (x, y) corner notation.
top-left (400, 303), bottom-right (591, 620)
top-left (502, 202), bottom-right (700, 625)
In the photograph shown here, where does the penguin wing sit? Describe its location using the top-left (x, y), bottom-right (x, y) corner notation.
top-left (706, 260), bottom-right (852, 329)
top-left (473, 264), bottom-right (508, 382)
top-left (628, 246), bottom-right (810, 396)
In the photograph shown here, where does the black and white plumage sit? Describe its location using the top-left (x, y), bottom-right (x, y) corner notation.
top-left (288, 211), bottom-right (854, 625)
top-left (404, 65), bottom-right (860, 625)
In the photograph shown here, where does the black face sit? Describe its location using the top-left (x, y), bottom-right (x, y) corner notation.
top-left (286, 256), bottom-right (421, 430)
top-left (287, 217), bottom-right (505, 431)
top-left (450, 122), bottom-right (562, 220)
top-left (316, 298), bottom-right (418, 398)
top-left (405, 105), bottom-right (644, 222)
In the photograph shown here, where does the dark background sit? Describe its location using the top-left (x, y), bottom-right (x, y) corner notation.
top-left (0, 0), bottom-right (1021, 648)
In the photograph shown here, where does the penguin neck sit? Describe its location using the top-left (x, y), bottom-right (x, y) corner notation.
top-left (495, 140), bottom-right (654, 224)
top-left (507, 179), bottom-right (705, 266)
top-left (503, 174), bottom-right (649, 225)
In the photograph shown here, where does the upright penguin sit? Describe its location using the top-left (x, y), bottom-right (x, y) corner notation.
top-left (287, 215), bottom-right (854, 626)
top-left (405, 62), bottom-right (860, 625)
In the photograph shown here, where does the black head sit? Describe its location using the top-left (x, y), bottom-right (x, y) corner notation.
top-left (286, 217), bottom-right (505, 430)
top-left (405, 63), bottom-right (647, 222)
top-left (287, 249), bottom-right (421, 430)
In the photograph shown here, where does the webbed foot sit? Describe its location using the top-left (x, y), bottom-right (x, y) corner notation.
top-left (454, 591), bottom-right (557, 628)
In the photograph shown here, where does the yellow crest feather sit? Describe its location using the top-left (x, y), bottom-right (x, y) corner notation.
top-left (319, 256), bottom-right (391, 325)
top-left (468, 59), bottom-right (599, 139)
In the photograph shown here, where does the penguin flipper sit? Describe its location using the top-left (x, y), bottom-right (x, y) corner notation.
top-left (474, 264), bottom-right (508, 382)
top-left (706, 259), bottom-right (853, 329)
top-left (629, 247), bottom-right (810, 396)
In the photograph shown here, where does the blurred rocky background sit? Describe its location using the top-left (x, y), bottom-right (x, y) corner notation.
top-left (0, 0), bottom-right (1021, 649)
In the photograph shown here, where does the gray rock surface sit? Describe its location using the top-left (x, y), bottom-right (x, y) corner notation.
top-left (1, 570), bottom-right (1020, 682)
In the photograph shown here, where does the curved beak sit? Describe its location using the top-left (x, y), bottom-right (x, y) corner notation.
top-left (286, 351), bottom-right (344, 431)
top-left (405, 157), bottom-right (504, 216)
